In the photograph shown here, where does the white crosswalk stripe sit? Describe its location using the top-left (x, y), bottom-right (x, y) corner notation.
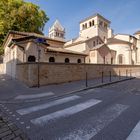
top-left (15, 92), bottom-right (54, 100)
top-left (58, 104), bottom-right (128, 140)
top-left (31, 99), bottom-right (102, 126)
top-left (126, 120), bottom-right (140, 140)
top-left (13, 94), bottom-right (131, 140)
top-left (17, 95), bottom-right (81, 115)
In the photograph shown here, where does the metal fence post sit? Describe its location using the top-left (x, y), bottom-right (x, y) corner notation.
top-left (126, 69), bottom-right (128, 78)
top-left (102, 71), bottom-right (104, 83)
top-left (119, 70), bottom-right (121, 80)
top-left (86, 72), bottom-right (88, 87)
top-left (109, 71), bottom-right (111, 82)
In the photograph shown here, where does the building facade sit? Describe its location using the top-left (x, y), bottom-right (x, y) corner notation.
top-left (64, 13), bottom-right (140, 65)
top-left (3, 13), bottom-right (140, 78)
top-left (3, 30), bottom-right (86, 78)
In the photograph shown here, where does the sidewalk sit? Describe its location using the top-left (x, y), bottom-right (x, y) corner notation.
top-left (0, 74), bottom-right (135, 103)
top-left (0, 109), bottom-right (29, 140)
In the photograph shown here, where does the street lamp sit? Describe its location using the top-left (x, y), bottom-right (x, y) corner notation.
top-left (35, 38), bottom-right (50, 88)
top-left (35, 38), bottom-right (46, 88)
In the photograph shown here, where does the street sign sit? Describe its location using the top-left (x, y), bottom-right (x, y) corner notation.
top-left (36, 38), bottom-right (46, 43)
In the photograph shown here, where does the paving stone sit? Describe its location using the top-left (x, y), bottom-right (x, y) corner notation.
top-left (1, 124), bottom-right (8, 128)
top-left (14, 136), bottom-right (22, 140)
top-left (0, 122), bottom-right (6, 127)
top-left (8, 124), bottom-right (18, 131)
top-left (14, 129), bottom-right (23, 136)
top-left (0, 126), bottom-right (9, 133)
top-left (0, 130), bottom-right (12, 138)
top-left (1, 134), bottom-right (15, 140)
top-left (0, 111), bottom-right (29, 140)
top-left (20, 134), bottom-right (29, 140)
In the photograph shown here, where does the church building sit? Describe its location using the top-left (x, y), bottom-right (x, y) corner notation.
top-left (2, 13), bottom-right (140, 78)
top-left (64, 13), bottom-right (140, 65)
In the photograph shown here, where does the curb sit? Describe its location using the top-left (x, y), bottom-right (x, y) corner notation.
top-left (0, 77), bottom-right (135, 104)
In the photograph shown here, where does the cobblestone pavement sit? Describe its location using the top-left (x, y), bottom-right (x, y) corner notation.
top-left (0, 110), bottom-right (29, 140)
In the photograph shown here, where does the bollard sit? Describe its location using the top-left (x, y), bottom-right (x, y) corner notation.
top-left (109, 71), bottom-right (111, 82)
top-left (102, 71), bottom-right (104, 83)
top-left (86, 72), bottom-right (88, 87)
top-left (126, 69), bottom-right (128, 78)
top-left (119, 70), bottom-right (121, 80)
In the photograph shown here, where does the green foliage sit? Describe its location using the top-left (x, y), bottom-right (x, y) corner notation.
top-left (0, 0), bottom-right (49, 54)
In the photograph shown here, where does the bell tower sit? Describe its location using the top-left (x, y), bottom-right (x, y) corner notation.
top-left (79, 13), bottom-right (113, 41)
top-left (49, 20), bottom-right (65, 41)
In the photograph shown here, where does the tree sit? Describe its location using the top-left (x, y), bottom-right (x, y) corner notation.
top-left (0, 0), bottom-right (49, 55)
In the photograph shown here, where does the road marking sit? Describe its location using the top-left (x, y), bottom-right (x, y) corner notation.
top-left (16, 118), bottom-right (20, 120)
top-left (26, 126), bottom-right (30, 129)
top-left (31, 99), bottom-right (101, 126)
top-left (17, 95), bottom-right (81, 115)
top-left (59, 104), bottom-right (128, 140)
top-left (15, 92), bottom-right (54, 100)
top-left (20, 122), bottom-right (24, 124)
top-left (126, 120), bottom-right (140, 140)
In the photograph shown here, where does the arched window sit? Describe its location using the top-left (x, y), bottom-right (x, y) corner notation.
top-left (65, 58), bottom-right (70, 63)
top-left (92, 20), bottom-right (94, 26)
top-left (82, 24), bottom-right (85, 30)
top-left (89, 21), bottom-right (92, 27)
top-left (28, 56), bottom-right (36, 62)
top-left (97, 39), bottom-right (99, 45)
top-left (85, 23), bottom-right (87, 29)
top-left (111, 57), bottom-right (113, 64)
top-left (77, 59), bottom-right (81, 63)
top-left (93, 41), bottom-right (96, 47)
top-left (49, 57), bottom-right (55, 63)
top-left (118, 54), bottom-right (124, 64)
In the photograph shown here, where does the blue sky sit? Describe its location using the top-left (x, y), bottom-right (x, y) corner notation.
top-left (26, 0), bottom-right (140, 40)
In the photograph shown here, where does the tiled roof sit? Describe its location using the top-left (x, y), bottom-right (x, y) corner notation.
top-left (9, 30), bottom-right (66, 42)
top-left (2, 30), bottom-right (65, 47)
top-left (107, 38), bottom-right (132, 45)
top-left (80, 13), bottom-right (110, 23)
top-left (46, 47), bottom-right (88, 56)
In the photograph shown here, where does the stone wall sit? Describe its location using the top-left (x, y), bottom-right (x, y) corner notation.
top-left (16, 63), bottom-right (140, 87)
top-left (0, 64), bottom-right (4, 74)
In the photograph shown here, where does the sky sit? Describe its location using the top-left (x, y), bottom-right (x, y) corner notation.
top-left (26, 0), bottom-right (140, 40)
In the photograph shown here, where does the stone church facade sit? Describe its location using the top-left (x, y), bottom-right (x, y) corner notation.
top-left (64, 13), bottom-right (140, 65)
top-left (2, 13), bottom-right (140, 78)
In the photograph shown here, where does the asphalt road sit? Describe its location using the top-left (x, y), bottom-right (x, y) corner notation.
top-left (0, 77), bottom-right (140, 140)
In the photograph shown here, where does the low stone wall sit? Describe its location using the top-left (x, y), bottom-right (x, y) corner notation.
top-left (0, 64), bottom-right (4, 74)
top-left (16, 63), bottom-right (140, 87)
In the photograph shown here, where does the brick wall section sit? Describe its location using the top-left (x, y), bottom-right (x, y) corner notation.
top-left (16, 63), bottom-right (140, 87)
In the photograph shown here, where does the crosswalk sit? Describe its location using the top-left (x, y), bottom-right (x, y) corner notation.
top-left (17, 95), bottom-right (81, 115)
top-left (2, 93), bottom-right (140, 140)
top-left (15, 92), bottom-right (54, 100)
top-left (31, 98), bottom-right (101, 126)
top-left (59, 104), bottom-right (128, 140)
top-left (126, 120), bottom-right (140, 140)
